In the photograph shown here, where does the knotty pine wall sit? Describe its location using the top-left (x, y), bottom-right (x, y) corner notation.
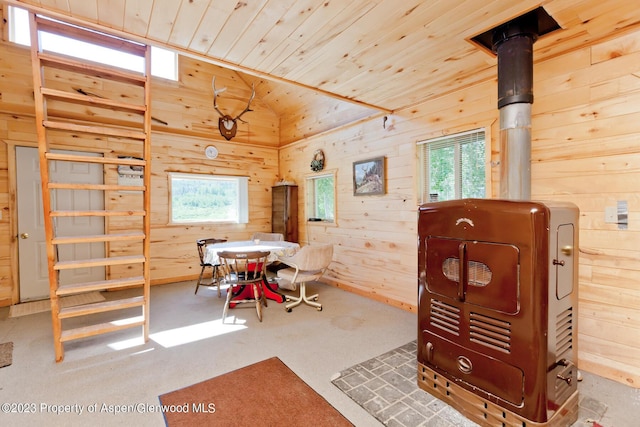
top-left (280, 31), bottom-right (640, 387)
top-left (0, 14), bottom-right (639, 388)
top-left (0, 39), bottom-right (280, 304)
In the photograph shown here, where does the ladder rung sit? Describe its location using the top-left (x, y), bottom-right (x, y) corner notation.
top-left (38, 52), bottom-right (147, 85)
top-left (53, 232), bottom-right (145, 245)
top-left (41, 87), bottom-right (146, 113)
top-left (49, 183), bottom-right (145, 192)
top-left (43, 120), bottom-right (147, 139)
top-left (57, 276), bottom-right (145, 295)
top-left (58, 296), bottom-right (145, 319)
top-left (50, 210), bottom-right (146, 217)
top-left (60, 316), bottom-right (145, 342)
top-left (45, 153), bottom-right (146, 166)
top-left (54, 255), bottom-right (145, 271)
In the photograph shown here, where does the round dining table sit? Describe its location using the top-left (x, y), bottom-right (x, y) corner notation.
top-left (204, 240), bottom-right (300, 303)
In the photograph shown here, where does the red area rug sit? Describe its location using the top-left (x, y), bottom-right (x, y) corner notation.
top-left (159, 357), bottom-right (353, 426)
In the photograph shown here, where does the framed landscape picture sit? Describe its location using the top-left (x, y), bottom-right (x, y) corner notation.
top-left (353, 156), bottom-right (385, 196)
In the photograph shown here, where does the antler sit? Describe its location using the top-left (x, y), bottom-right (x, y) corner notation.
top-left (211, 76), bottom-right (227, 118)
top-left (234, 83), bottom-right (255, 123)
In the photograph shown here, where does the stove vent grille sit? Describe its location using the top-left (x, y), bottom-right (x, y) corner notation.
top-left (470, 312), bottom-right (512, 353)
top-left (430, 299), bottom-right (460, 335)
top-left (556, 307), bottom-right (574, 359)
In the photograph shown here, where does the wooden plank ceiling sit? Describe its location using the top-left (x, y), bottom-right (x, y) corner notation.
top-left (7, 0), bottom-right (640, 142)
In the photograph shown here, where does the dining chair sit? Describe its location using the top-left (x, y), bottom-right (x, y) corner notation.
top-left (218, 250), bottom-right (271, 322)
top-left (277, 243), bottom-right (333, 312)
top-left (251, 232), bottom-right (284, 241)
top-left (195, 238), bottom-right (227, 296)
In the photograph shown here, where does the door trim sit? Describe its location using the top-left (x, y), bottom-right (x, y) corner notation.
top-left (6, 141), bottom-right (23, 305)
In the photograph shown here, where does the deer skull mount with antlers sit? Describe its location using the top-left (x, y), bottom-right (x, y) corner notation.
top-left (212, 77), bottom-right (255, 141)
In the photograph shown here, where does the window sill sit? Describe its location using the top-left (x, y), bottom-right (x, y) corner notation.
top-left (306, 219), bottom-right (337, 227)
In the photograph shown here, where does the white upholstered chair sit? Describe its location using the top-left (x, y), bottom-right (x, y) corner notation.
top-left (277, 244), bottom-right (333, 312)
top-left (251, 232), bottom-right (284, 241)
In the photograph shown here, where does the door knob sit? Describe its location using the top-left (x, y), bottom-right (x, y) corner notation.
top-left (20, 233), bottom-right (29, 239)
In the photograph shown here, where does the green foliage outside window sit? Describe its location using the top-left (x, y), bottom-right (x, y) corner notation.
top-left (460, 138), bottom-right (486, 198)
top-left (170, 174), bottom-right (248, 223)
top-left (423, 130), bottom-right (486, 202)
top-left (314, 176), bottom-right (335, 220)
top-left (171, 178), bottom-right (237, 222)
top-left (428, 145), bottom-right (456, 201)
top-left (306, 173), bottom-right (335, 222)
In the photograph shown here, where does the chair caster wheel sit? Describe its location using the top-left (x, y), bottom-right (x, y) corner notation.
top-left (286, 308), bottom-right (292, 313)
top-left (317, 307), bottom-right (322, 311)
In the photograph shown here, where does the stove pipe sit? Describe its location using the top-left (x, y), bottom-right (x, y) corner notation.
top-left (492, 16), bottom-right (538, 200)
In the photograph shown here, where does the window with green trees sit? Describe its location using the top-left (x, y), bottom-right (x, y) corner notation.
top-left (169, 173), bottom-right (248, 224)
top-left (306, 172), bottom-right (335, 222)
top-left (418, 129), bottom-right (486, 203)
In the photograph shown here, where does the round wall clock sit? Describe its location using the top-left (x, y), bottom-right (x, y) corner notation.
top-left (205, 145), bottom-right (218, 159)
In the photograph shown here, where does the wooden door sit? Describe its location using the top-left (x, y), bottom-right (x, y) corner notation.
top-left (16, 146), bottom-right (105, 301)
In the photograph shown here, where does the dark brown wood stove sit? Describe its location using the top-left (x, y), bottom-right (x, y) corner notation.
top-left (417, 198), bottom-right (579, 426)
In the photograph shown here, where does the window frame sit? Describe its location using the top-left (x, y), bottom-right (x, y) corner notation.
top-left (168, 172), bottom-right (249, 225)
top-left (417, 128), bottom-right (489, 204)
top-left (305, 169), bottom-right (337, 225)
top-left (7, 5), bottom-right (178, 81)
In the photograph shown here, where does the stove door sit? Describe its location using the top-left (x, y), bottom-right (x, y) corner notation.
top-left (422, 330), bottom-right (525, 406)
top-left (426, 237), bottom-right (520, 314)
top-left (555, 223), bottom-right (575, 299)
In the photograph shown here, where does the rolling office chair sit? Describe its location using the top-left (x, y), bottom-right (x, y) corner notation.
top-left (277, 244), bottom-right (333, 312)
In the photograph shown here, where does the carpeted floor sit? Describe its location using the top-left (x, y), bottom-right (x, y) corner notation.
top-left (0, 342), bottom-right (13, 368)
top-left (160, 356), bottom-right (353, 427)
top-left (8, 292), bottom-right (105, 318)
top-left (331, 341), bottom-right (610, 427)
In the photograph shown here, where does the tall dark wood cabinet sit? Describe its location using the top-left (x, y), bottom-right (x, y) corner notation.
top-left (272, 185), bottom-right (298, 243)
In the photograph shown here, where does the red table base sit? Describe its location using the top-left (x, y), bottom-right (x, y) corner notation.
top-left (228, 278), bottom-right (285, 308)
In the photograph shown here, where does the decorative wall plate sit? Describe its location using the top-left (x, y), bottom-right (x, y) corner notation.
top-left (310, 149), bottom-right (325, 172)
top-left (205, 145), bottom-right (218, 159)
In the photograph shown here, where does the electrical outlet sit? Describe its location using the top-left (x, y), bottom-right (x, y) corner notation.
top-left (604, 206), bottom-right (617, 223)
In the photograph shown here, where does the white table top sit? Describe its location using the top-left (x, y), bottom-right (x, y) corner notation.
top-left (204, 240), bottom-right (300, 265)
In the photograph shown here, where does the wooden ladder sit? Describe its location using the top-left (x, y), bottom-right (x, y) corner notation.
top-left (28, 13), bottom-right (151, 362)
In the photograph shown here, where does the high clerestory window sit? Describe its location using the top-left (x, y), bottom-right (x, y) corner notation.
top-left (7, 6), bottom-right (178, 81)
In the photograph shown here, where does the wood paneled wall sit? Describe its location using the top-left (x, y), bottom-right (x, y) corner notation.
top-left (279, 32), bottom-right (640, 388)
top-left (0, 40), bottom-right (280, 304)
top-left (1, 15), bottom-right (639, 388)
top-left (532, 30), bottom-right (640, 387)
